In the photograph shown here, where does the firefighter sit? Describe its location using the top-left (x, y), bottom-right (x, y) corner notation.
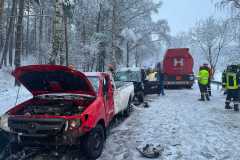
top-left (225, 65), bottom-right (240, 111)
top-left (147, 69), bottom-right (157, 81)
top-left (203, 63), bottom-right (212, 96)
top-left (198, 66), bottom-right (210, 101)
top-left (156, 62), bottom-right (165, 96)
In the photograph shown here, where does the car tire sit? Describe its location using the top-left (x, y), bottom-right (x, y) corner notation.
top-left (138, 92), bottom-right (144, 103)
top-left (186, 85), bottom-right (193, 89)
top-left (83, 124), bottom-right (105, 159)
top-left (0, 131), bottom-right (9, 152)
top-left (124, 98), bottom-right (132, 117)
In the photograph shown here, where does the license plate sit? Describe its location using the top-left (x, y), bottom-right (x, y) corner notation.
top-left (176, 76), bottom-right (182, 80)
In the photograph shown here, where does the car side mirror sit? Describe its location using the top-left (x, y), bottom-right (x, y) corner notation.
top-left (112, 84), bottom-right (115, 90)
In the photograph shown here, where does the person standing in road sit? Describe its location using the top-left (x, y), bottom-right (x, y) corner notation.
top-left (224, 65), bottom-right (240, 111)
top-left (203, 63), bottom-right (212, 96)
top-left (157, 62), bottom-right (165, 96)
top-left (198, 66), bottom-right (210, 101)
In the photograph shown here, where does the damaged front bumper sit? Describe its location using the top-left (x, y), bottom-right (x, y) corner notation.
top-left (8, 117), bottom-right (84, 146)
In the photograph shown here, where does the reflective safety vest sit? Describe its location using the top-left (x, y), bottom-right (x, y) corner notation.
top-left (226, 72), bottom-right (239, 90)
top-left (147, 72), bottom-right (157, 81)
top-left (198, 70), bottom-right (209, 85)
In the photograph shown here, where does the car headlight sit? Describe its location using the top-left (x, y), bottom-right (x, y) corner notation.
top-left (0, 114), bottom-right (10, 132)
top-left (189, 75), bottom-right (195, 80)
top-left (69, 119), bottom-right (81, 128)
top-left (65, 119), bottom-right (82, 131)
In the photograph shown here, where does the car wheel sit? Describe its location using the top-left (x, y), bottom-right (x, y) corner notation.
top-left (186, 85), bottom-right (193, 89)
top-left (124, 98), bottom-right (133, 117)
top-left (0, 131), bottom-right (9, 152)
top-left (138, 92), bottom-right (144, 103)
top-left (83, 124), bottom-right (105, 159)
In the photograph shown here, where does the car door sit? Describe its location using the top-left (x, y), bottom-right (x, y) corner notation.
top-left (103, 76), bottom-right (114, 124)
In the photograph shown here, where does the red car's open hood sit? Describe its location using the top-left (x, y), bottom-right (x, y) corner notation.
top-left (13, 65), bottom-right (96, 97)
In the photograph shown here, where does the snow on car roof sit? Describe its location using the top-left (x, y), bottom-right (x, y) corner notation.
top-left (84, 72), bottom-right (112, 77)
top-left (84, 72), bottom-right (103, 77)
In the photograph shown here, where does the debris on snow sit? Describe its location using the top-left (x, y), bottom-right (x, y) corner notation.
top-left (136, 144), bottom-right (164, 158)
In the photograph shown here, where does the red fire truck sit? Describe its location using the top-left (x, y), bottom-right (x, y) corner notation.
top-left (163, 48), bottom-right (194, 88)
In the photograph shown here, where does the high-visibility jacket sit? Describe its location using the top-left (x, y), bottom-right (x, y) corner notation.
top-left (147, 72), bottom-right (157, 81)
top-left (204, 66), bottom-right (213, 80)
top-left (226, 72), bottom-right (240, 90)
top-left (222, 70), bottom-right (227, 88)
top-left (198, 69), bottom-right (209, 85)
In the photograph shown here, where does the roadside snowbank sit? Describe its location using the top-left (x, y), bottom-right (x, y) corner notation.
top-left (0, 68), bottom-right (31, 116)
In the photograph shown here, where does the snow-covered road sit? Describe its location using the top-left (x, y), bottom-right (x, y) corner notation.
top-left (1, 70), bottom-right (240, 160)
top-left (99, 86), bottom-right (240, 160)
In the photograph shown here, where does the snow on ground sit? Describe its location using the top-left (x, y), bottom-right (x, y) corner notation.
top-left (0, 69), bottom-right (31, 115)
top-left (1, 70), bottom-right (239, 160)
top-left (99, 84), bottom-right (240, 160)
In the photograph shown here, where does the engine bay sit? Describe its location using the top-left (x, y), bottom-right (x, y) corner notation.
top-left (16, 100), bottom-right (87, 116)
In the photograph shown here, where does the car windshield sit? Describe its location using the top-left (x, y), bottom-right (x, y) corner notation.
top-left (87, 76), bottom-right (100, 93)
top-left (115, 71), bottom-right (141, 82)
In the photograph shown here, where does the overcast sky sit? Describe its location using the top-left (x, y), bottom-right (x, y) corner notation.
top-left (152, 0), bottom-right (228, 36)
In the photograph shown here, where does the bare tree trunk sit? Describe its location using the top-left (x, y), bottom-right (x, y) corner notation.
top-left (0, 0), bottom-right (17, 67)
top-left (96, 2), bottom-right (102, 33)
top-left (50, 0), bottom-right (64, 65)
top-left (26, 0), bottom-right (30, 56)
top-left (0, 0), bottom-right (4, 50)
top-left (14, 0), bottom-right (25, 70)
top-left (111, 0), bottom-right (117, 68)
top-left (64, 16), bottom-right (69, 66)
top-left (47, 17), bottom-right (52, 44)
top-left (96, 2), bottom-right (102, 71)
top-left (0, 0), bottom-right (4, 47)
top-left (126, 41), bottom-right (129, 67)
top-left (135, 47), bottom-right (138, 67)
top-left (99, 42), bottom-right (106, 72)
top-left (8, 1), bottom-right (17, 67)
top-left (38, 8), bottom-right (43, 64)
top-left (0, 18), bottom-right (9, 67)
top-left (33, 16), bottom-right (37, 51)
top-left (8, 18), bottom-right (16, 67)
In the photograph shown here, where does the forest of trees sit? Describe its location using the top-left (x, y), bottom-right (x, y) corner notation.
top-left (0, 0), bottom-right (239, 73)
top-left (0, 0), bottom-right (170, 71)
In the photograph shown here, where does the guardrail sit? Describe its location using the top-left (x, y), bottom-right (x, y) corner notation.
top-left (211, 80), bottom-right (222, 85)
top-left (195, 77), bottom-right (222, 90)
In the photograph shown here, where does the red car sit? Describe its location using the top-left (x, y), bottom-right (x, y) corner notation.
top-left (0, 65), bottom-right (116, 159)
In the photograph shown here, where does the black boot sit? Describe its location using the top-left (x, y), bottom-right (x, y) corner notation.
top-left (206, 93), bottom-right (210, 101)
top-left (208, 91), bottom-right (212, 97)
top-left (198, 94), bottom-right (205, 101)
top-left (225, 102), bottom-right (231, 109)
top-left (234, 104), bottom-right (239, 112)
